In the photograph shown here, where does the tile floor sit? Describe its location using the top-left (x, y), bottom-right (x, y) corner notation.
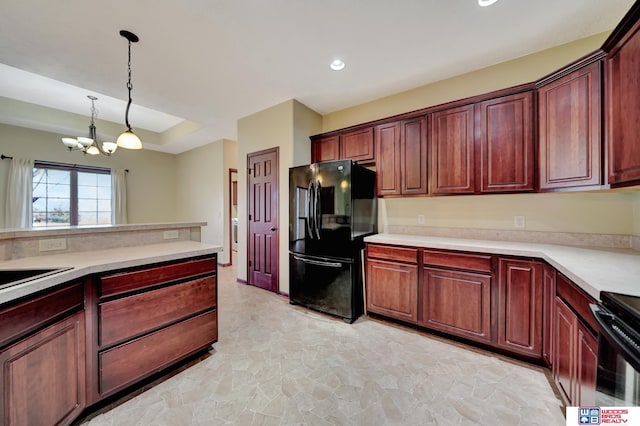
top-left (82, 263), bottom-right (566, 425)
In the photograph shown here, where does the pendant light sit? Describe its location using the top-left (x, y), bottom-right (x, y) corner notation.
top-left (116, 30), bottom-right (143, 150)
top-left (61, 95), bottom-right (118, 156)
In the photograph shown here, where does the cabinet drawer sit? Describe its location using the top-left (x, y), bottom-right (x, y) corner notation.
top-left (556, 274), bottom-right (597, 332)
top-left (99, 276), bottom-right (216, 347)
top-left (0, 282), bottom-right (84, 347)
top-left (367, 244), bottom-right (418, 264)
top-left (100, 256), bottom-right (216, 297)
top-left (99, 310), bottom-right (217, 395)
top-left (423, 250), bottom-right (492, 273)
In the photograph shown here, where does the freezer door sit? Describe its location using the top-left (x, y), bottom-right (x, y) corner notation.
top-left (289, 253), bottom-right (362, 322)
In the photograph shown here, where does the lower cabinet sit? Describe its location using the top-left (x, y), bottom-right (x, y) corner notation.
top-left (552, 275), bottom-right (598, 407)
top-left (366, 245), bottom-right (418, 323)
top-left (420, 267), bottom-right (492, 343)
top-left (497, 258), bottom-right (543, 358)
top-left (0, 311), bottom-right (86, 426)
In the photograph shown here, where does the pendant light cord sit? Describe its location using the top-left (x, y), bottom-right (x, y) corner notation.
top-left (125, 39), bottom-right (133, 131)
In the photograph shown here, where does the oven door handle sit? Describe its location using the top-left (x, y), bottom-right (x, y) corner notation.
top-left (591, 303), bottom-right (640, 372)
top-left (293, 256), bottom-right (343, 269)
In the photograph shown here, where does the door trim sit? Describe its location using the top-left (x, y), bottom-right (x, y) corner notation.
top-left (246, 147), bottom-right (279, 292)
top-left (228, 168), bottom-right (237, 267)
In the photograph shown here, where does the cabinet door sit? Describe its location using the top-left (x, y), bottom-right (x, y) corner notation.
top-left (0, 312), bottom-right (86, 426)
top-left (311, 135), bottom-right (340, 163)
top-left (606, 23), bottom-right (640, 186)
top-left (401, 116), bottom-right (428, 195)
top-left (420, 267), bottom-right (491, 343)
top-left (553, 297), bottom-right (577, 406)
top-left (576, 324), bottom-right (598, 407)
top-left (497, 258), bottom-right (542, 357)
top-left (479, 92), bottom-right (534, 193)
top-left (430, 105), bottom-right (476, 194)
top-left (375, 122), bottom-right (401, 196)
top-left (366, 258), bottom-right (417, 323)
top-left (542, 265), bottom-right (556, 367)
top-left (340, 127), bottom-right (375, 163)
top-left (539, 62), bottom-right (602, 190)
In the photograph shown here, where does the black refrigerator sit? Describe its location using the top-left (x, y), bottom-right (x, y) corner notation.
top-left (289, 159), bottom-right (377, 323)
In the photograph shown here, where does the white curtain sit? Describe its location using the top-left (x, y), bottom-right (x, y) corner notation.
top-left (5, 157), bottom-right (34, 229)
top-left (111, 168), bottom-right (128, 224)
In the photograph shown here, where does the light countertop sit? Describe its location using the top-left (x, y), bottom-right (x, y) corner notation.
top-left (0, 241), bottom-right (222, 305)
top-left (364, 233), bottom-right (640, 300)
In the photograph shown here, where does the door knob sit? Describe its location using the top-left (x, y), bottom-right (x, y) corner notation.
top-left (270, 227), bottom-right (277, 231)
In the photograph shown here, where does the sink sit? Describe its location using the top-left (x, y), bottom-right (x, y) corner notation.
top-left (0, 267), bottom-right (73, 290)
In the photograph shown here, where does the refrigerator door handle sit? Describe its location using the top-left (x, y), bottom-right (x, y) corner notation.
top-left (293, 256), bottom-right (343, 268)
top-left (307, 180), bottom-right (315, 239)
top-left (314, 180), bottom-right (322, 239)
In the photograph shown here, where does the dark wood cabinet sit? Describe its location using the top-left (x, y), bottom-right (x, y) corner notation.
top-left (538, 60), bottom-right (602, 190)
top-left (497, 258), bottom-right (542, 358)
top-left (478, 92), bottom-right (535, 193)
top-left (311, 135), bottom-right (340, 163)
top-left (542, 265), bottom-right (557, 366)
top-left (430, 104), bottom-right (476, 194)
top-left (375, 117), bottom-right (428, 197)
top-left (552, 274), bottom-right (598, 406)
top-left (0, 311), bottom-right (86, 426)
top-left (420, 250), bottom-right (493, 343)
top-left (341, 127), bottom-right (375, 163)
top-left (604, 3), bottom-right (640, 186)
top-left (366, 244), bottom-right (418, 323)
top-left (375, 122), bottom-right (401, 196)
top-left (93, 255), bottom-right (218, 398)
top-left (311, 128), bottom-right (374, 164)
top-left (421, 267), bottom-right (492, 343)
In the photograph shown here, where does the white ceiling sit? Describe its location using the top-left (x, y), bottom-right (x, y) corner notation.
top-left (0, 0), bottom-right (635, 154)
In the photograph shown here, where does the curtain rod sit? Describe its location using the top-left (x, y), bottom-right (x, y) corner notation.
top-left (1, 155), bottom-right (128, 172)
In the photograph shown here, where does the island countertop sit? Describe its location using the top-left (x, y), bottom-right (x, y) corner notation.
top-left (364, 233), bottom-right (640, 300)
top-left (0, 240), bottom-right (222, 305)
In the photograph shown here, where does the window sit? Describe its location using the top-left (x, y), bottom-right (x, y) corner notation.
top-left (32, 162), bottom-right (111, 227)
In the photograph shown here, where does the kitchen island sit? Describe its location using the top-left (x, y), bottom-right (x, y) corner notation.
top-left (0, 223), bottom-right (221, 426)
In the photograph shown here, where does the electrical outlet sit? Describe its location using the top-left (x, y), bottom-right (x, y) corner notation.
top-left (514, 215), bottom-right (526, 229)
top-left (163, 230), bottom-right (179, 239)
top-left (39, 238), bottom-right (67, 252)
top-left (417, 215), bottom-right (426, 225)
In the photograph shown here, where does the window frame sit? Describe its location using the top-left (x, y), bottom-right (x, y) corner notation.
top-left (33, 161), bottom-right (112, 227)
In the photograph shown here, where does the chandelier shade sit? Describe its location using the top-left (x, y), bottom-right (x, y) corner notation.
top-left (60, 95), bottom-right (117, 156)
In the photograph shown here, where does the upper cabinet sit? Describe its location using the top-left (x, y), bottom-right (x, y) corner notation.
top-left (376, 117), bottom-right (428, 197)
top-left (537, 58), bottom-right (603, 190)
top-left (430, 90), bottom-right (535, 195)
top-left (604, 2), bottom-right (640, 187)
top-left (311, 128), bottom-right (374, 164)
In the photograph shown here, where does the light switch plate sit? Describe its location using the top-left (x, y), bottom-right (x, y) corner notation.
top-left (39, 238), bottom-right (67, 252)
top-left (163, 230), bottom-right (179, 239)
top-left (514, 215), bottom-right (526, 229)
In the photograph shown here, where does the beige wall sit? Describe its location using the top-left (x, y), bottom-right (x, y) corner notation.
top-left (237, 100), bottom-right (322, 293)
top-left (633, 192), bottom-right (640, 236)
top-left (323, 32), bottom-right (610, 132)
top-left (0, 123), bottom-right (178, 228)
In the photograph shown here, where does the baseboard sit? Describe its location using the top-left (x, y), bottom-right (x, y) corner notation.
top-left (278, 291), bottom-right (289, 298)
top-left (236, 278), bottom-right (247, 284)
top-left (218, 262), bottom-right (231, 267)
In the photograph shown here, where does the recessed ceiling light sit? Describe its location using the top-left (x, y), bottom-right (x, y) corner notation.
top-left (478, 0), bottom-right (498, 6)
top-left (330, 59), bottom-right (345, 71)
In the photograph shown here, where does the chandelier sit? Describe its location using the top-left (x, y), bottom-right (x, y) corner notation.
top-left (61, 95), bottom-right (118, 156)
top-left (116, 30), bottom-right (142, 150)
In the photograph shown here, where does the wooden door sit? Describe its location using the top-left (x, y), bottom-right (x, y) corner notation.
top-left (311, 135), bottom-right (339, 163)
top-left (420, 267), bottom-right (492, 343)
top-left (340, 127), bottom-right (375, 163)
top-left (497, 258), bottom-right (542, 357)
top-left (401, 116), bottom-right (428, 195)
top-left (0, 312), bottom-right (86, 426)
top-left (430, 105), bottom-right (476, 194)
top-left (375, 121), bottom-right (401, 196)
top-left (539, 62), bottom-right (602, 190)
top-left (479, 92), bottom-right (535, 193)
top-left (553, 297), bottom-right (577, 406)
top-left (248, 148), bottom-right (279, 292)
